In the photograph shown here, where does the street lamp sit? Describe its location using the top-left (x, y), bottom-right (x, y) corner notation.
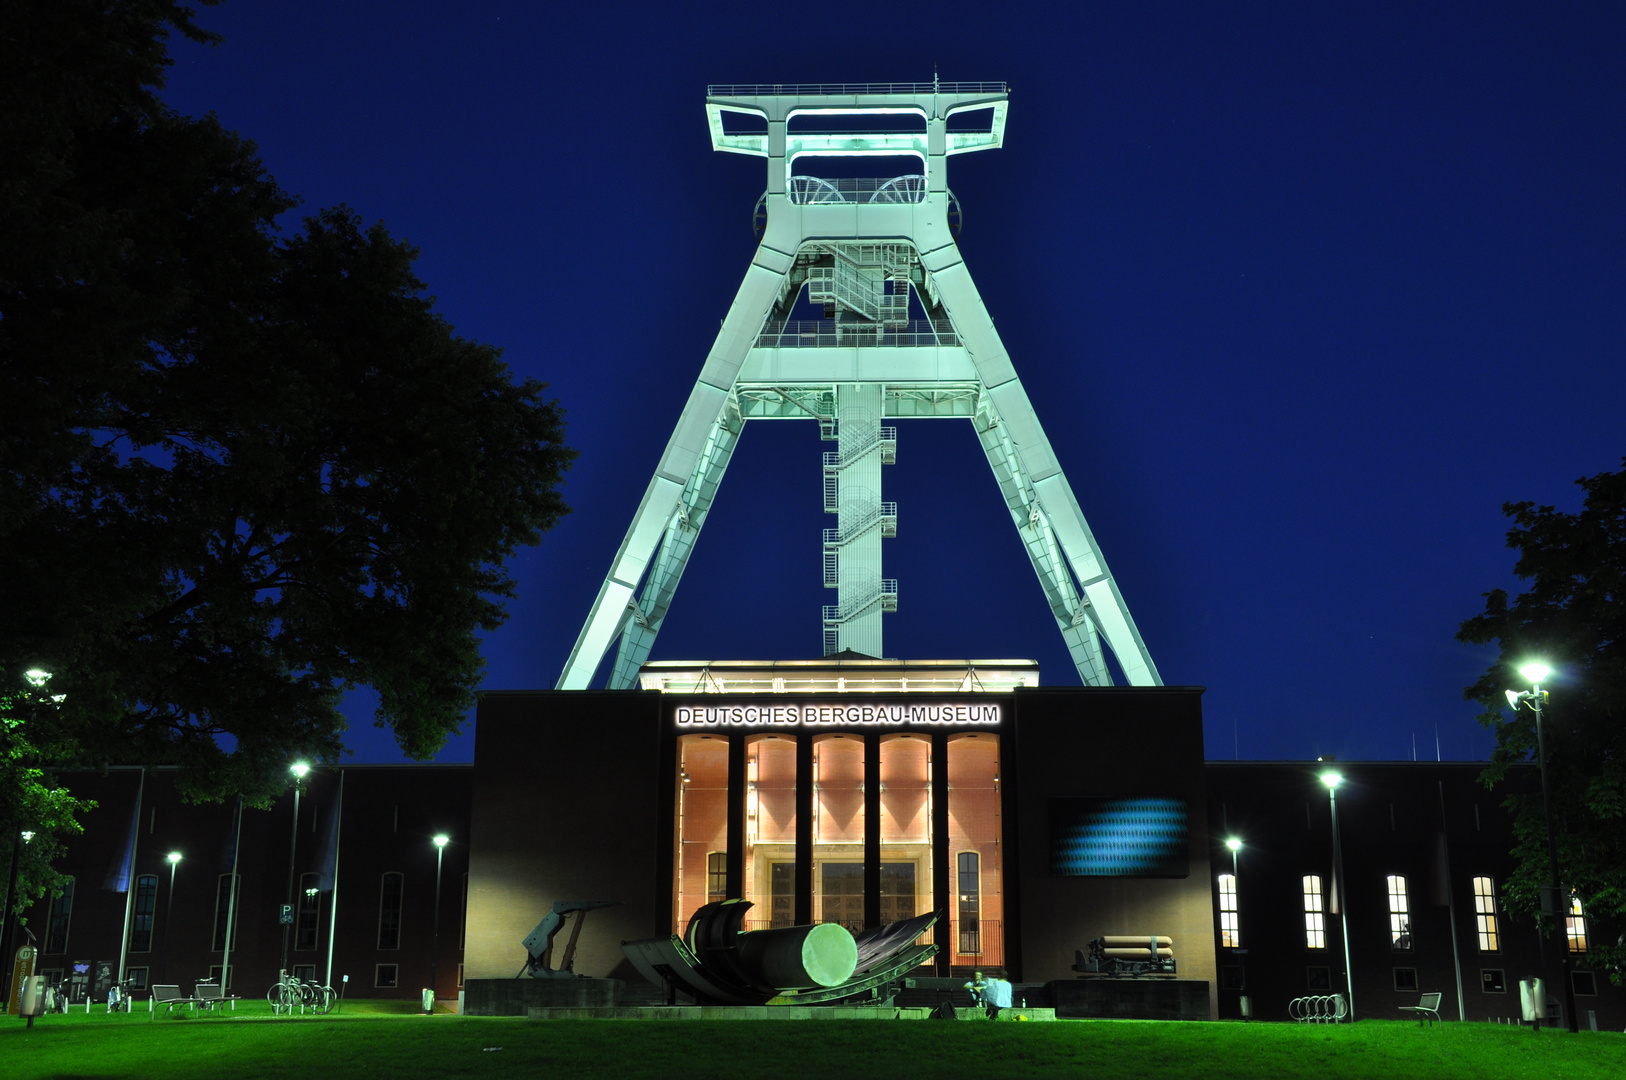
top-left (1321, 770), bottom-right (1355, 1021)
top-left (1504, 661), bottom-right (1578, 1033)
top-left (427, 835), bottom-right (449, 1014)
top-left (161, 852), bottom-right (182, 984)
top-left (281, 762), bottom-right (311, 975)
top-left (1222, 836), bottom-right (1250, 1018)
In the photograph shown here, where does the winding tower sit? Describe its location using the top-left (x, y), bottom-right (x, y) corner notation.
top-left (560, 81), bottom-right (1161, 689)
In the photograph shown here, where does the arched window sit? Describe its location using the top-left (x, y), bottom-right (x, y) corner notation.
top-left (1217, 874), bottom-right (1240, 948)
top-left (1386, 875), bottom-right (1412, 950)
top-left (1567, 895), bottom-right (1588, 954)
top-left (131, 875), bottom-right (158, 952)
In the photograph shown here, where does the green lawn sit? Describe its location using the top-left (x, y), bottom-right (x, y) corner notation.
top-left (4, 1005), bottom-right (1621, 1080)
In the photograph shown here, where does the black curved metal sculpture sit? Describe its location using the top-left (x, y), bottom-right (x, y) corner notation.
top-left (622, 900), bottom-right (940, 1006)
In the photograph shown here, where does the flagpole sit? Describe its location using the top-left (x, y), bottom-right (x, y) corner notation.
top-left (1439, 781), bottom-right (1466, 1021)
top-left (221, 795), bottom-right (242, 993)
top-left (116, 769), bottom-right (145, 991)
top-left (324, 770), bottom-right (344, 988)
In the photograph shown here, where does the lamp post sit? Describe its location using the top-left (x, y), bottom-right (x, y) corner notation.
top-left (1224, 836), bottom-right (1249, 1018)
top-left (1321, 770), bottom-right (1355, 1021)
top-left (161, 852), bottom-right (182, 984)
top-left (1504, 661), bottom-right (1578, 1033)
top-left (428, 834), bottom-right (449, 1014)
top-left (281, 762), bottom-right (310, 975)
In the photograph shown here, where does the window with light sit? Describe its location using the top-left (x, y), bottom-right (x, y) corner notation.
top-left (1567, 895), bottom-right (1588, 954)
top-left (1386, 874), bottom-right (1412, 950)
top-left (1303, 875), bottom-right (1326, 949)
top-left (1218, 873), bottom-right (1240, 948)
top-left (1472, 876), bottom-right (1499, 952)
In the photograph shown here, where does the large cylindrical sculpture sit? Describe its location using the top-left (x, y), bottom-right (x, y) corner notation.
top-left (736, 923), bottom-right (858, 989)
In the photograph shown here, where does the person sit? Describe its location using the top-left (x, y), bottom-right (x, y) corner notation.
top-left (965, 970), bottom-right (1015, 1018)
top-left (965, 970), bottom-right (991, 1015)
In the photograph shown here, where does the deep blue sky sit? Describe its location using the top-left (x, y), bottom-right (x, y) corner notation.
top-left (161, 2), bottom-right (1625, 766)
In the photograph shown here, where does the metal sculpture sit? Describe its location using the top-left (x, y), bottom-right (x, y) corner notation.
top-left (1072, 935), bottom-right (1178, 977)
top-left (622, 898), bottom-right (940, 1005)
top-left (518, 900), bottom-right (620, 979)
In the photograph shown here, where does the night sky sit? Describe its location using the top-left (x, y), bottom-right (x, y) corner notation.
top-left (159, 2), bottom-right (1625, 766)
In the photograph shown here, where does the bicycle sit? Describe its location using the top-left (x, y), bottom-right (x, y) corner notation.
top-left (267, 970), bottom-right (302, 1015)
top-left (43, 978), bottom-right (71, 1014)
top-left (299, 979), bottom-right (337, 1015)
top-left (267, 971), bottom-right (336, 1015)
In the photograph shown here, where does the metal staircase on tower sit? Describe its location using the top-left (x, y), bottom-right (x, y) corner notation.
top-left (559, 80), bottom-right (1162, 691)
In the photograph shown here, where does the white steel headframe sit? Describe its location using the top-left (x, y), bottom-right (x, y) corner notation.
top-left (559, 81), bottom-right (1162, 690)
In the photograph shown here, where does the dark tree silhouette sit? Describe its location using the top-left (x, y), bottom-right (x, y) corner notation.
top-left (1459, 459), bottom-right (1626, 981)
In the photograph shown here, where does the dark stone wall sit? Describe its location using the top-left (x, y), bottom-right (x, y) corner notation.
top-left (464, 691), bottom-right (665, 984)
top-left (1010, 686), bottom-right (1217, 1017)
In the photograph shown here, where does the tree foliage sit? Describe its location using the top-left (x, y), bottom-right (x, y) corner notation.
top-left (1, 1), bottom-right (576, 912)
top-left (1458, 459), bottom-right (1626, 980)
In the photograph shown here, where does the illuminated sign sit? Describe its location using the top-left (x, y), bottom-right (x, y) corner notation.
top-left (673, 702), bottom-right (1001, 728)
top-left (1048, 798), bottom-right (1189, 877)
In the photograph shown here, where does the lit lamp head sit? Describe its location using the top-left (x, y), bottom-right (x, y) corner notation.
top-left (290, 761), bottom-right (311, 780)
top-left (1519, 662), bottom-right (1551, 684)
top-left (20, 831), bottom-right (35, 844)
top-left (23, 668), bottom-right (51, 688)
top-left (1225, 837), bottom-right (1243, 853)
top-left (167, 851), bottom-right (183, 865)
top-left (1320, 770), bottom-right (1343, 791)
top-left (433, 834), bottom-right (449, 849)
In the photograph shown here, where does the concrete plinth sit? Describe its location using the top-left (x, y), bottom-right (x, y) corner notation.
top-left (525, 1005), bottom-right (934, 1020)
top-left (1047, 979), bottom-right (1211, 1021)
top-left (463, 978), bottom-right (624, 1016)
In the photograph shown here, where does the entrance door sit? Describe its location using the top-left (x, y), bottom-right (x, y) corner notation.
top-left (880, 863), bottom-right (917, 924)
top-left (820, 863), bottom-right (864, 930)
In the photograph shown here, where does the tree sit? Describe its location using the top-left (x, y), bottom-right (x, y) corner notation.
top-left (1458, 459), bottom-right (1626, 981)
top-left (1, 1), bottom-right (576, 918)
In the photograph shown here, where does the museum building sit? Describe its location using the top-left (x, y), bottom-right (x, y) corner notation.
top-left (8, 658), bottom-right (1621, 1029)
top-left (463, 659), bottom-right (1216, 1014)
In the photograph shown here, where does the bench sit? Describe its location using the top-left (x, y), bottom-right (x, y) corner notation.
top-left (149, 984), bottom-right (197, 1018)
top-left (194, 982), bottom-right (242, 1011)
top-left (1399, 991), bottom-right (1443, 1027)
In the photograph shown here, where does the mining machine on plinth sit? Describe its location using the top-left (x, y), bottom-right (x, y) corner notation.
top-left (559, 80), bottom-right (1161, 690)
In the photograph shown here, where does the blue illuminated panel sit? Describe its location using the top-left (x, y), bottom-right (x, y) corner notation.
top-left (1048, 798), bottom-right (1189, 877)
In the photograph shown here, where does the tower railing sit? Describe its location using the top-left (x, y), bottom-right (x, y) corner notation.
top-left (786, 177), bottom-right (930, 205)
top-left (821, 427), bottom-right (897, 471)
top-left (821, 579), bottom-right (900, 624)
top-left (756, 321), bottom-right (957, 348)
top-left (708, 81), bottom-right (1008, 96)
top-left (822, 502), bottom-right (897, 549)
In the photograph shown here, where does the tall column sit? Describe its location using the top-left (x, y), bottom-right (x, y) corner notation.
top-left (863, 734), bottom-right (881, 929)
top-left (931, 731), bottom-right (951, 975)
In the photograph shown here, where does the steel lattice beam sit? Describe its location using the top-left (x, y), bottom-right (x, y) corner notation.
top-left (558, 82), bottom-right (1160, 689)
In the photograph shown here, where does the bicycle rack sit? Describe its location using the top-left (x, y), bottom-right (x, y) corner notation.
top-left (1289, 993), bottom-right (1349, 1023)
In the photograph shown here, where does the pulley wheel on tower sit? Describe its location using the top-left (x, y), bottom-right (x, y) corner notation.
top-left (867, 175), bottom-right (926, 204)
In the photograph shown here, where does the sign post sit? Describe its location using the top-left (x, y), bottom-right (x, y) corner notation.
top-left (6, 945), bottom-right (36, 1016)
